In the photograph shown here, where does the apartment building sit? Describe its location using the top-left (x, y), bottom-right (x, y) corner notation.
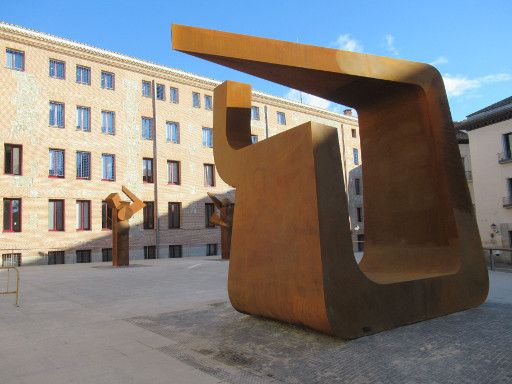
top-left (457, 96), bottom-right (512, 263)
top-left (0, 23), bottom-right (361, 265)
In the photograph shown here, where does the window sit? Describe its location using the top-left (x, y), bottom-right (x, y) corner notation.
top-left (3, 198), bottom-right (21, 232)
top-left (204, 95), bottom-right (212, 110)
top-left (206, 243), bottom-right (218, 256)
top-left (205, 203), bottom-right (215, 228)
top-left (503, 133), bottom-right (512, 161)
top-left (76, 250), bottom-right (91, 263)
top-left (4, 144), bottom-right (22, 175)
top-left (251, 135), bottom-right (258, 144)
top-left (101, 71), bottom-right (115, 89)
top-left (169, 245), bottom-right (182, 258)
top-left (168, 202), bottom-right (181, 229)
top-left (166, 121), bottom-right (180, 143)
top-left (76, 106), bottom-right (91, 131)
top-left (353, 148), bottom-right (360, 165)
top-left (142, 80), bottom-right (151, 97)
top-left (49, 102), bottom-right (65, 127)
top-left (142, 158), bottom-right (154, 183)
top-left (49, 59), bottom-right (65, 79)
top-left (48, 251), bottom-right (65, 265)
top-left (102, 201), bottom-right (112, 230)
top-left (277, 111), bottom-right (286, 125)
top-left (357, 234), bottom-right (364, 252)
top-left (76, 151), bottom-right (91, 179)
top-left (49, 199), bottom-right (65, 231)
top-left (192, 92), bottom-right (201, 108)
top-left (202, 127), bottom-right (213, 148)
top-left (156, 84), bottom-right (165, 100)
top-left (354, 178), bottom-right (361, 195)
top-left (170, 87), bottom-right (179, 103)
top-left (204, 164), bottom-right (215, 187)
top-left (76, 65), bottom-right (90, 85)
top-left (6, 49), bottom-right (24, 71)
top-left (76, 200), bottom-right (91, 231)
top-left (351, 128), bottom-right (357, 138)
top-left (142, 117), bottom-right (153, 140)
top-left (101, 154), bottom-right (115, 181)
top-left (2, 253), bottom-right (21, 267)
top-left (143, 201), bottom-right (154, 229)
top-left (356, 207), bottom-right (363, 223)
top-left (101, 111), bottom-right (115, 135)
top-left (102, 248), bottom-right (112, 262)
top-left (144, 245), bottom-right (156, 259)
top-left (251, 106), bottom-right (260, 120)
top-left (167, 160), bottom-right (180, 184)
top-left (49, 149), bottom-right (65, 178)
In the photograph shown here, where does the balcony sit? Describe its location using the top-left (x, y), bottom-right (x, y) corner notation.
top-left (465, 171), bottom-right (472, 181)
top-left (498, 152), bottom-right (512, 164)
top-left (503, 196), bottom-right (512, 208)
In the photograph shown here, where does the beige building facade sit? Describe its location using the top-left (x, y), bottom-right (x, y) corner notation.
top-left (0, 23), bottom-right (361, 265)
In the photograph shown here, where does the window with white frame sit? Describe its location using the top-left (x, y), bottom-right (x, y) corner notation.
top-left (49, 59), bottom-right (65, 79)
top-left (101, 71), bottom-right (115, 89)
top-left (166, 121), bottom-right (179, 143)
top-left (170, 87), bottom-right (179, 103)
top-left (49, 149), bottom-right (65, 178)
top-left (6, 49), bottom-right (24, 71)
top-left (251, 106), bottom-right (260, 120)
top-left (101, 154), bottom-right (115, 181)
top-left (101, 111), bottom-right (115, 135)
top-left (76, 200), bottom-right (91, 230)
top-left (142, 80), bottom-right (151, 97)
top-left (76, 151), bottom-right (91, 179)
top-left (277, 111), bottom-right (286, 125)
top-left (202, 127), bottom-right (213, 148)
top-left (49, 102), bottom-right (65, 127)
top-left (204, 95), bottom-right (212, 110)
top-left (76, 65), bottom-right (90, 85)
top-left (192, 92), bottom-right (201, 108)
top-left (167, 160), bottom-right (180, 184)
top-left (353, 148), bottom-right (359, 165)
top-left (142, 117), bottom-right (153, 140)
top-left (76, 106), bottom-right (90, 131)
top-left (204, 164), bottom-right (215, 187)
top-left (156, 84), bottom-right (165, 100)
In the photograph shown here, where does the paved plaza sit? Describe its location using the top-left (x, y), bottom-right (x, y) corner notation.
top-left (0, 258), bottom-right (511, 383)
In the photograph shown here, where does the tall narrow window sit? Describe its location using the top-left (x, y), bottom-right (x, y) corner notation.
top-left (206, 244), bottom-right (218, 256)
top-left (156, 84), bottom-right (165, 100)
top-left (101, 111), bottom-right (115, 135)
top-left (166, 121), bottom-right (180, 143)
top-left (204, 164), bottom-right (215, 187)
top-left (503, 133), bottom-right (512, 161)
top-left (356, 207), bottom-right (363, 223)
top-left (76, 106), bottom-right (91, 131)
top-left (169, 245), bottom-right (182, 258)
top-left (76, 200), bottom-right (91, 231)
top-left (49, 102), bottom-right (65, 127)
top-left (251, 106), bottom-right (260, 120)
top-left (49, 149), bottom-right (65, 178)
top-left (168, 202), bottom-right (181, 229)
top-left (202, 128), bottom-right (213, 148)
top-left (102, 154), bottom-right (115, 181)
top-left (354, 178), bottom-right (361, 195)
top-left (142, 117), bottom-right (153, 140)
top-left (353, 148), bottom-right (360, 165)
top-left (144, 245), bottom-right (156, 259)
top-left (205, 203), bottom-right (215, 228)
top-left (143, 202), bottom-right (154, 229)
top-left (76, 250), bottom-right (91, 263)
top-left (204, 95), bottom-right (213, 110)
top-left (76, 65), bottom-right (90, 85)
top-left (49, 59), bottom-right (65, 79)
top-left (142, 158), bottom-right (154, 183)
top-left (4, 144), bottom-right (22, 175)
top-left (76, 151), bottom-right (91, 179)
top-left (277, 111), bottom-right (286, 125)
top-left (351, 128), bottom-right (357, 138)
top-left (3, 198), bottom-right (21, 232)
top-left (48, 199), bottom-right (65, 231)
top-left (101, 71), bottom-right (115, 89)
top-left (142, 80), bottom-right (151, 97)
top-left (167, 160), bottom-right (180, 184)
top-left (251, 135), bottom-right (258, 144)
top-left (6, 49), bottom-right (24, 71)
top-left (357, 234), bottom-right (364, 252)
top-left (192, 92), bottom-right (201, 108)
top-left (102, 248), bottom-right (112, 262)
top-left (170, 87), bottom-right (179, 103)
top-left (102, 201), bottom-right (112, 230)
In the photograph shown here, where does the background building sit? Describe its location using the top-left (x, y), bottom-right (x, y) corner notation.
top-left (0, 23), bottom-right (361, 265)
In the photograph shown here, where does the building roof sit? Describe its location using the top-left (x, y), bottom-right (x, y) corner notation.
top-left (456, 96), bottom-right (512, 131)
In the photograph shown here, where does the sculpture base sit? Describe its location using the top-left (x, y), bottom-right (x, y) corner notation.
top-left (112, 219), bottom-right (130, 267)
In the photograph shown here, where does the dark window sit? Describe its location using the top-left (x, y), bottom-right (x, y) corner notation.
top-left (503, 133), bottom-right (512, 160)
top-left (76, 250), bottom-right (91, 263)
top-left (353, 148), bottom-right (359, 165)
top-left (101, 71), bottom-right (115, 89)
top-left (357, 234), bottom-right (364, 252)
top-left (49, 149), bottom-right (65, 178)
top-left (102, 154), bottom-right (115, 180)
top-left (168, 202), bottom-right (181, 229)
top-left (355, 178), bottom-right (361, 195)
top-left (251, 135), bottom-right (258, 144)
top-left (49, 199), bottom-right (65, 231)
top-left (76, 65), bottom-right (91, 85)
top-left (204, 164), bottom-right (215, 187)
top-left (49, 102), bottom-right (65, 127)
top-left (351, 128), bottom-right (357, 138)
top-left (251, 106), bottom-right (260, 120)
top-left (3, 198), bottom-right (21, 232)
top-left (142, 80), bottom-right (151, 97)
top-left (169, 245), bottom-right (182, 258)
top-left (167, 160), bottom-right (180, 184)
top-left (144, 245), bottom-right (156, 259)
top-left (48, 251), bottom-right (65, 265)
top-left (102, 248), bottom-right (112, 262)
top-left (76, 200), bottom-right (91, 230)
top-left (205, 203), bottom-right (215, 228)
top-left (156, 84), bottom-right (165, 100)
top-left (277, 111), bottom-right (286, 125)
top-left (49, 59), bottom-right (65, 79)
top-left (6, 49), bottom-right (24, 71)
top-left (102, 201), bottom-right (113, 230)
top-left (356, 207), bottom-right (363, 223)
top-left (192, 92), bottom-right (201, 108)
top-left (143, 158), bottom-right (154, 183)
top-left (206, 243), bottom-right (218, 256)
top-left (101, 111), bottom-right (115, 135)
top-left (204, 95), bottom-right (212, 110)
top-left (170, 87), bottom-right (179, 103)
top-left (4, 144), bottom-right (22, 175)
top-left (76, 151), bottom-right (91, 179)
top-left (143, 201), bottom-right (154, 229)
top-left (2, 253), bottom-right (21, 267)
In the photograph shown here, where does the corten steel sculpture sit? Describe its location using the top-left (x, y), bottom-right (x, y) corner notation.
top-left (207, 192), bottom-right (234, 260)
top-left (105, 186), bottom-right (145, 267)
top-left (172, 25), bottom-right (489, 339)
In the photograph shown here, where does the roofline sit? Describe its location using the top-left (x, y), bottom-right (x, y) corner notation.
top-left (0, 21), bottom-right (357, 124)
top-left (456, 103), bottom-right (512, 131)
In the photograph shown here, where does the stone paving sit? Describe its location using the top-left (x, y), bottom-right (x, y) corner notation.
top-left (0, 258), bottom-right (511, 383)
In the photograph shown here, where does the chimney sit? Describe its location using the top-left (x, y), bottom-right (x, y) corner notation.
top-left (343, 108), bottom-right (352, 116)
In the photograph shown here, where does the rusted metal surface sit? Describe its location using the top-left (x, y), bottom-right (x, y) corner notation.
top-left (105, 186), bottom-right (145, 267)
top-left (207, 192), bottom-right (234, 260)
top-left (172, 25), bottom-right (489, 339)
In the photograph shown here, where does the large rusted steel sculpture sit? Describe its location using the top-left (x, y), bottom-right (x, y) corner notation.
top-left (172, 25), bottom-right (489, 339)
top-left (207, 192), bottom-right (234, 260)
top-left (105, 186), bottom-right (145, 267)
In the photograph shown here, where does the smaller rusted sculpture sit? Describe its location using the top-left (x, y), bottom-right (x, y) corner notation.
top-left (207, 192), bottom-right (234, 260)
top-left (105, 186), bottom-right (145, 267)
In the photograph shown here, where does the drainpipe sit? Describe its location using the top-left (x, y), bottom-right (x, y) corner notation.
top-left (264, 105), bottom-right (269, 139)
top-left (151, 80), bottom-right (160, 259)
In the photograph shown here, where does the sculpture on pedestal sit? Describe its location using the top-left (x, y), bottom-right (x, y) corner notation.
top-left (105, 186), bottom-right (145, 267)
top-left (207, 192), bottom-right (234, 260)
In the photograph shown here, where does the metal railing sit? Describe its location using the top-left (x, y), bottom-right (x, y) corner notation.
top-left (503, 196), bottom-right (512, 208)
top-left (0, 267), bottom-right (19, 306)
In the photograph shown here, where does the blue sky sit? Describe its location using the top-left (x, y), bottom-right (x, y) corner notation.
top-left (1, 0), bottom-right (510, 120)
